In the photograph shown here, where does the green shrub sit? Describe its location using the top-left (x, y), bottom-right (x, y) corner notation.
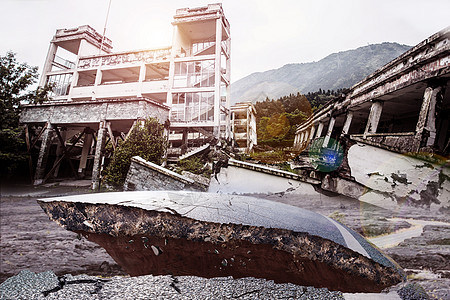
top-left (104, 118), bottom-right (167, 187)
top-left (178, 156), bottom-right (211, 178)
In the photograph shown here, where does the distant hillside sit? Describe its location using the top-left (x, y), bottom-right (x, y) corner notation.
top-left (231, 42), bottom-right (411, 104)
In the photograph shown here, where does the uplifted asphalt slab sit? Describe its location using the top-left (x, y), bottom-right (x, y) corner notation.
top-left (38, 191), bottom-right (405, 292)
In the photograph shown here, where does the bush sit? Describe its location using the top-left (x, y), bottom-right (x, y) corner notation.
top-left (104, 118), bottom-right (167, 187)
top-left (178, 156), bottom-right (211, 178)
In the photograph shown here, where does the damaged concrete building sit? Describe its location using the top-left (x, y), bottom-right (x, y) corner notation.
top-left (294, 26), bottom-right (450, 211)
top-left (20, 3), bottom-right (231, 189)
top-left (230, 102), bottom-right (257, 153)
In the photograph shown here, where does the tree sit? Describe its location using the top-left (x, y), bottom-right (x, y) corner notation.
top-left (104, 118), bottom-right (168, 187)
top-left (0, 51), bottom-right (52, 180)
top-left (254, 93), bottom-right (312, 147)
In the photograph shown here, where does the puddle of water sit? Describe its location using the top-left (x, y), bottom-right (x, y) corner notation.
top-left (367, 218), bottom-right (450, 249)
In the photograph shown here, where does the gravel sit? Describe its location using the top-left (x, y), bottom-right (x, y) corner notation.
top-left (1, 270), bottom-right (346, 300)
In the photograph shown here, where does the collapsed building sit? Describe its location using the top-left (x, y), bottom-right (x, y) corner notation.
top-left (20, 3), bottom-right (233, 189)
top-left (294, 26), bottom-right (450, 211)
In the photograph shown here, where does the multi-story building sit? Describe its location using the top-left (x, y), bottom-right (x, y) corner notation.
top-left (231, 102), bottom-right (257, 153)
top-left (20, 3), bottom-right (231, 189)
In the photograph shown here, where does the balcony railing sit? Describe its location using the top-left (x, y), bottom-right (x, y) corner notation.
top-left (53, 55), bottom-right (75, 69)
top-left (78, 48), bottom-right (172, 69)
top-left (350, 132), bottom-right (416, 153)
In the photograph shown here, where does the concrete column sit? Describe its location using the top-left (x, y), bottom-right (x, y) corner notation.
top-left (39, 43), bottom-right (57, 87)
top-left (92, 68), bottom-right (103, 100)
top-left (323, 117), bottom-right (336, 148)
top-left (138, 62), bottom-right (146, 97)
top-left (294, 133), bottom-right (299, 148)
top-left (92, 121), bottom-right (107, 190)
top-left (415, 84), bottom-right (446, 150)
top-left (53, 129), bottom-right (66, 178)
top-left (78, 133), bottom-right (93, 176)
top-left (309, 125), bottom-right (316, 142)
top-left (315, 122), bottom-right (324, 138)
top-left (225, 38), bottom-right (232, 140)
top-left (181, 129), bottom-right (188, 155)
top-left (246, 107), bottom-right (250, 151)
top-left (34, 122), bottom-right (54, 185)
top-left (341, 111), bottom-right (354, 137)
top-left (364, 101), bottom-right (384, 137)
top-left (213, 18), bottom-right (223, 137)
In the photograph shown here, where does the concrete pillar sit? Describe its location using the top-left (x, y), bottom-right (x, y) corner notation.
top-left (341, 111), bottom-right (353, 137)
top-left (138, 62), bottom-right (146, 97)
top-left (364, 101), bottom-right (384, 137)
top-left (294, 133), bottom-right (300, 148)
top-left (78, 133), bottom-right (93, 176)
top-left (39, 43), bottom-right (57, 87)
top-left (323, 117), bottom-right (336, 148)
top-left (213, 18), bottom-right (223, 137)
top-left (53, 129), bottom-right (66, 178)
top-left (181, 129), bottom-right (188, 155)
top-left (92, 121), bottom-right (107, 190)
top-left (415, 84), bottom-right (446, 150)
top-left (315, 122), bottom-right (324, 138)
top-left (225, 38), bottom-right (232, 140)
top-left (246, 107), bottom-right (250, 151)
top-left (309, 125), bottom-right (316, 142)
top-left (93, 68), bottom-right (103, 100)
top-left (34, 122), bottom-right (54, 185)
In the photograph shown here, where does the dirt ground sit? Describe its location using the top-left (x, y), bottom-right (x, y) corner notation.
top-left (0, 184), bottom-right (126, 284)
top-left (1, 183), bottom-right (449, 299)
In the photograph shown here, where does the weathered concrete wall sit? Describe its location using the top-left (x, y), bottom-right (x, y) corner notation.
top-left (208, 164), bottom-right (318, 195)
top-left (20, 98), bottom-right (169, 124)
top-left (124, 156), bottom-right (206, 191)
top-left (347, 143), bottom-right (450, 212)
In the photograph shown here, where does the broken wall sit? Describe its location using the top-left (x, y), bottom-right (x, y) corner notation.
top-left (347, 143), bottom-right (450, 212)
top-left (208, 164), bottom-right (317, 195)
top-left (124, 156), bottom-right (206, 192)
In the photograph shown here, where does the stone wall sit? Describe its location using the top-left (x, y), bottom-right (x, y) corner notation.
top-left (124, 156), bottom-right (206, 192)
top-left (20, 98), bottom-right (169, 125)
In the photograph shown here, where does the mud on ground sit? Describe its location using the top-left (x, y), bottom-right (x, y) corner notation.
top-left (257, 191), bottom-right (450, 300)
top-left (0, 185), bottom-right (126, 283)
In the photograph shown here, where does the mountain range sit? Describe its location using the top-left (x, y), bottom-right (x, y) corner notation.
top-left (230, 42), bottom-right (411, 104)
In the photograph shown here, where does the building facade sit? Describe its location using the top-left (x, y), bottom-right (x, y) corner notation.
top-left (231, 102), bottom-right (257, 153)
top-left (20, 3), bottom-right (231, 188)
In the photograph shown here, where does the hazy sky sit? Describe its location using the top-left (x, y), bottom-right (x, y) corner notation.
top-left (2, 0), bottom-right (449, 83)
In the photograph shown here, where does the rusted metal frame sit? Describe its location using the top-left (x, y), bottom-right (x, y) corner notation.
top-left (43, 129), bottom-right (85, 183)
top-left (53, 126), bottom-right (78, 179)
